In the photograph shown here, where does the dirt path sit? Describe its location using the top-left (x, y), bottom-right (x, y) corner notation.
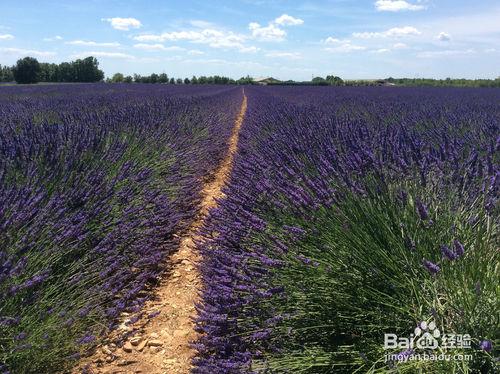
top-left (77, 89), bottom-right (247, 374)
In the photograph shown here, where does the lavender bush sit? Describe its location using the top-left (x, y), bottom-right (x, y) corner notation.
top-left (0, 83), bottom-right (242, 373)
top-left (194, 86), bottom-right (499, 373)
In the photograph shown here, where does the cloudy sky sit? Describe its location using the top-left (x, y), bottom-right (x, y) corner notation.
top-left (0, 0), bottom-right (499, 80)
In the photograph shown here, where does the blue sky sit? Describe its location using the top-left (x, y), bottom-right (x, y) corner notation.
top-left (0, 0), bottom-right (499, 80)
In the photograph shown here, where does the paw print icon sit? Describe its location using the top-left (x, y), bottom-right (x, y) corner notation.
top-left (415, 321), bottom-right (440, 350)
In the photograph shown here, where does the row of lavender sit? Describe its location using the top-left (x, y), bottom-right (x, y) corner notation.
top-left (0, 84), bottom-right (242, 373)
top-left (194, 86), bottom-right (499, 372)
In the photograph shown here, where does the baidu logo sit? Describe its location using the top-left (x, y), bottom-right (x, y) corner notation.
top-left (413, 320), bottom-right (440, 349)
top-left (384, 320), bottom-right (471, 351)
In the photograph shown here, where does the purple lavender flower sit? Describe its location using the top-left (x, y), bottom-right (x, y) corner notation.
top-left (77, 334), bottom-right (95, 345)
top-left (441, 245), bottom-right (458, 260)
top-left (479, 340), bottom-right (492, 352)
top-left (415, 199), bottom-right (430, 220)
top-left (453, 239), bottom-right (465, 257)
top-left (251, 329), bottom-right (271, 341)
top-left (297, 254), bottom-right (312, 265)
top-left (395, 349), bottom-right (414, 361)
top-left (15, 332), bottom-right (27, 340)
top-left (423, 259), bottom-right (440, 274)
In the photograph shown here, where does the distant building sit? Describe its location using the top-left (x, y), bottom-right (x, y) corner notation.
top-left (254, 77), bottom-right (281, 85)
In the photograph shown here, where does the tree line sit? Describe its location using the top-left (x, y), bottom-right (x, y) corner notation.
top-left (0, 56), bottom-right (104, 84)
top-left (385, 77), bottom-right (500, 88)
top-left (1, 56), bottom-right (500, 87)
top-left (279, 75), bottom-right (500, 87)
top-left (108, 72), bottom-right (244, 85)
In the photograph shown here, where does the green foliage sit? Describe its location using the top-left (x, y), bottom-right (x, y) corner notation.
top-left (11, 56), bottom-right (104, 84)
top-left (150, 73), bottom-right (159, 83)
top-left (248, 181), bottom-right (498, 373)
top-left (111, 72), bottom-right (124, 83)
top-left (312, 76), bottom-right (328, 85)
top-left (385, 77), bottom-right (500, 88)
top-left (158, 73), bottom-right (168, 83)
top-left (237, 75), bottom-right (254, 85)
top-left (326, 75), bottom-right (343, 86)
top-left (13, 57), bottom-right (41, 84)
top-left (0, 64), bottom-right (14, 82)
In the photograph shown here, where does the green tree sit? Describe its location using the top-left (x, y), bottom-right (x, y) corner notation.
top-left (57, 62), bottom-right (74, 82)
top-left (39, 63), bottom-right (58, 82)
top-left (169, 77), bottom-right (175, 84)
top-left (150, 73), bottom-right (159, 84)
top-left (176, 78), bottom-right (183, 84)
top-left (326, 75), bottom-right (343, 86)
top-left (158, 73), bottom-right (168, 83)
top-left (73, 57), bottom-right (104, 82)
top-left (237, 75), bottom-right (254, 85)
top-left (184, 77), bottom-right (190, 84)
top-left (124, 75), bottom-right (133, 83)
top-left (111, 73), bottom-right (124, 83)
top-left (13, 57), bottom-right (41, 84)
top-left (0, 64), bottom-right (14, 82)
top-left (311, 76), bottom-right (328, 86)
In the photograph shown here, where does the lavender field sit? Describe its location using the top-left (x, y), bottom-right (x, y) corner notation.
top-left (0, 84), bottom-right (241, 373)
top-left (0, 84), bottom-right (498, 373)
top-left (193, 86), bottom-right (499, 373)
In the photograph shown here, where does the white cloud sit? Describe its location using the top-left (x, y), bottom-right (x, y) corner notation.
top-left (436, 32), bottom-right (451, 41)
top-left (324, 43), bottom-right (366, 53)
top-left (375, 0), bottom-right (425, 12)
top-left (0, 34), bottom-right (14, 40)
top-left (249, 22), bottom-right (286, 42)
top-left (71, 51), bottom-right (135, 59)
top-left (132, 15), bottom-right (299, 52)
top-left (102, 17), bottom-right (142, 31)
top-left (133, 29), bottom-right (250, 51)
top-left (484, 48), bottom-right (496, 53)
top-left (274, 14), bottom-right (304, 26)
top-left (248, 14), bottom-right (303, 42)
top-left (392, 42), bottom-right (408, 49)
top-left (322, 36), bottom-right (365, 52)
top-left (66, 40), bottom-right (120, 47)
top-left (323, 37), bottom-right (344, 44)
top-left (0, 47), bottom-right (56, 57)
top-left (134, 32), bottom-right (191, 42)
top-left (417, 49), bottom-right (475, 58)
top-left (265, 51), bottom-right (302, 59)
top-left (43, 35), bottom-right (63, 42)
top-left (133, 43), bottom-right (184, 51)
top-left (353, 26), bottom-right (421, 38)
top-left (239, 46), bottom-right (260, 53)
